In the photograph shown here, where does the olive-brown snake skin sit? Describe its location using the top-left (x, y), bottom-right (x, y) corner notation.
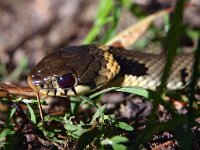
top-left (27, 45), bottom-right (196, 97)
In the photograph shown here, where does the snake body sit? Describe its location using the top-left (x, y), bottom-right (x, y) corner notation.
top-left (28, 45), bottom-right (195, 97)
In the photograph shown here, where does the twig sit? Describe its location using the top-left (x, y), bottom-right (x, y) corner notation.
top-left (151, 140), bottom-right (175, 150)
top-left (37, 92), bottom-right (44, 123)
top-left (0, 83), bottom-right (36, 98)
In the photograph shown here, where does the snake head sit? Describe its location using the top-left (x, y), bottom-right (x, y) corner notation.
top-left (28, 45), bottom-right (120, 97)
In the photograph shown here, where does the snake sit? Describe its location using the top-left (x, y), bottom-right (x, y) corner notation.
top-left (27, 45), bottom-right (196, 97)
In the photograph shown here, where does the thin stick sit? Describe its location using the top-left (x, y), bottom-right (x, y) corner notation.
top-left (151, 140), bottom-right (175, 150)
top-left (37, 92), bottom-right (44, 122)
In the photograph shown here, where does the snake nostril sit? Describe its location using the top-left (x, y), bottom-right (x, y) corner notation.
top-left (40, 84), bottom-right (45, 89)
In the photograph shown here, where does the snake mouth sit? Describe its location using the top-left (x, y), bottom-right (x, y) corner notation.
top-left (27, 73), bottom-right (82, 96)
top-left (27, 75), bottom-right (38, 91)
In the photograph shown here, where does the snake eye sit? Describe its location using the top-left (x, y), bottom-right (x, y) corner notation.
top-left (57, 74), bottom-right (75, 89)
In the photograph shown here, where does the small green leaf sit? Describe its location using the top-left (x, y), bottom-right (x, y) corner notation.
top-left (42, 130), bottom-right (55, 139)
top-left (121, 0), bottom-right (132, 9)
top-left (22, 98), bottom-right (47, 105)
top-left (9, 108), bottom-right (16, 120)
top-left (90, 105), bottom-right (107, 124)
top-left (117, 122), bottom-right (134, 131)
top-left (83, 0), bottom-right (114, 44)
top-left (64, 124), bottom-right (85, 139)
top-left (26, 103), bottom-right (36, 124)
top-left (89, 87), bottom-right (150, 99)
top-left (101, 136), bottom-right (128, 150)
top-left (112, 144), bottom-right (127, 150)
top-left (0, 128), bottom-right (15, 140)
top-left (79, 96), bottom-right (99, 108)
top-left (111, 136), bottom-right (129, 143)
top-left (111, 136), bottom-right (128, 150)
top-left (70, 96), bottom-right (80, 114)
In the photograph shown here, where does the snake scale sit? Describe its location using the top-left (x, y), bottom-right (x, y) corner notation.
top-left (28, 45), bottom-right (196, 97)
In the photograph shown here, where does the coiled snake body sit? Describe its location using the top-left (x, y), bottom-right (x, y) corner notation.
top-left (28, 45), bottom-right (195, 97)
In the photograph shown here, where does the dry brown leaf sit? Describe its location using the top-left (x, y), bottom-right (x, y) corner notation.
top-left (0, 83), bottom-right (36, 98)
top-left (106, 8), bottom-right (172, 48)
